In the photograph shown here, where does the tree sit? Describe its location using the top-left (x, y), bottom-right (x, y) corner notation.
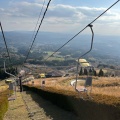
top-left (91, 68), bottom-right (97, 76)
top-left (84, 68), bottom-right (88, 75)
top-left (0, 68), bottom-right (9, 79)
top-left (89, 68), bottom-right (93, 75)
top-left (98, 69), bottom-right (104, 77)
top-left (89, 68), bottom-right (92, 73)
top-left (93, 70), bottom-right (97, 76)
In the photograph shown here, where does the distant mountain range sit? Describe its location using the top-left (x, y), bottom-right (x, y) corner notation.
top-left (0, 31), bottom-right (120, 57)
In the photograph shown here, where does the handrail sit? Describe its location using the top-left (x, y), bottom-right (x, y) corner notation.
top-left (4, 61), bottom-right (17, 78)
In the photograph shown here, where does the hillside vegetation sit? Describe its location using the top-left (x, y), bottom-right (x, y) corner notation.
top-left (26, 76), bottom-right (120, 106)
top-left (23, 76), bottom-right (120, 120)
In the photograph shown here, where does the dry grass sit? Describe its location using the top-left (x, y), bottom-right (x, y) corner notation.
top-left (0, 80), bottom-right (30, 120)
top-left (91, 77), bottom-right (120, 97)
top-left (22, 76), bottom-right (120, 109)
top-left (22, 76), bottom-right (120, 120)
top-left (92, 77), bottom-right (120, 87)
top-left (92, 86), bottom-right (120, 97)
top-left (24, 85), bottom-right (120, 120)
top-left (25, 76), bottom-right (120, 107)
top-left (28, 77), bottom-right (120, 98)
top-left (0, 80), bottom-right (8, 93)
top-left (0, 90), bottom-right (9, 120)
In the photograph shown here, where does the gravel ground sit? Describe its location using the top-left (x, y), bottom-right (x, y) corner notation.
top-left (22, 91), bottom-right (80, 120)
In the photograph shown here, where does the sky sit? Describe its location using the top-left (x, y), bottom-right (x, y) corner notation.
top-left (0, 0), bottom-right (120, 35)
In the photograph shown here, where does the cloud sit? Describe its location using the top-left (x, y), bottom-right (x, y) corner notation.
top-left (76, 7), bottom-right (106, 17)
top-left (35, 0), bottom-right (45, 3)
top-left (0, 1), bottom-right (120, 35)
top-left (9, 2), bottom-right (45, 18)
top-left (1, 1), bottom-right (120, 20)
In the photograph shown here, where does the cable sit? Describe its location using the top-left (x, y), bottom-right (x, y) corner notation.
top-left (18, 0), bottom-right (46, 81)
top-left (28, 0), bottom-right (46, 50)
top-left (0, 21), bottom-right (11, 62)
top-left (23, 65), bottom-right (39, 73)
top-left (44, 0), bottom-right (120, 61)
top-left (24, 0), bottom-right (52, 63)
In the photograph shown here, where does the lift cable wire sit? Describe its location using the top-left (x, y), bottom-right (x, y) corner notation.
top-left (74, 24), bottom-right (94, 91)
top-left (0, 21), bottom-right (11, 62)
top-left (44, 0), bottom-right (120, 61)
top-left (24, 0), bottom-right (45, 70)
top-left (28, 0), bottom-right (46, 49)
top-left (23, 65), bottom-right (40, 73)
top-left (24, 0), bottom-right (52, 64)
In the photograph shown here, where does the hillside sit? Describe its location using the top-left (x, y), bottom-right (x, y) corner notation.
top-left (0, 31), bottom-right (120, 57)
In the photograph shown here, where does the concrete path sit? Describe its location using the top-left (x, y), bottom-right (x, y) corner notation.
top-left (70, 79), bottom-right (85, 86)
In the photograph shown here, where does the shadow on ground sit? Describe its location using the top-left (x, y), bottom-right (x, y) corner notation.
top-left (24, 90), bottom-right (79, 120)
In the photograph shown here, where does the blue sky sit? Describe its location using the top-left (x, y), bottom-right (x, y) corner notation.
top-left (0, 0), bottom-right (120, 35)
top-left (0, 0), bottom-right (119, 7)
top-left (52, 0), bottom-right (114, 7)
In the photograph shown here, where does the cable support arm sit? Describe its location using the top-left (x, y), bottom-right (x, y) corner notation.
top-left (4, 58), bottom-right (18, 97)
top-left (0, 22), bottom-right (11, 62)
top-left (75, 24), bottom-right (94, 91)
top-left (4, 60), bottom-right (16, 78)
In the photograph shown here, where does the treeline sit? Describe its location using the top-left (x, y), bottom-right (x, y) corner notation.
top-left (0, 67), bottom-right (17, 80)
top-left (79, 68), bottom-right (104, 77)
top-left (0, 58), bottom-right (24, 67)
top-left (28, 60), bottom-right (76, 66)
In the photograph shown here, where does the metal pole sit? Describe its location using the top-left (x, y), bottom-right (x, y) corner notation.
top-left (19, 76), bottom-right (23, 92)
top-left (0, 22), bottom-right (11, 62)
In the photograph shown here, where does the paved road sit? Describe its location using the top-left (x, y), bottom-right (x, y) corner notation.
top-left (22, 91), bottom-right (80, 120)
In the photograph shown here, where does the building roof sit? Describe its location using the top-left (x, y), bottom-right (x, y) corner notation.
top-left (79, 59), bottom-right (91, 67)
top-left (47, 70), bottom-right (63, 77)
top-left (40, 73), bottom-right (45, 78)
